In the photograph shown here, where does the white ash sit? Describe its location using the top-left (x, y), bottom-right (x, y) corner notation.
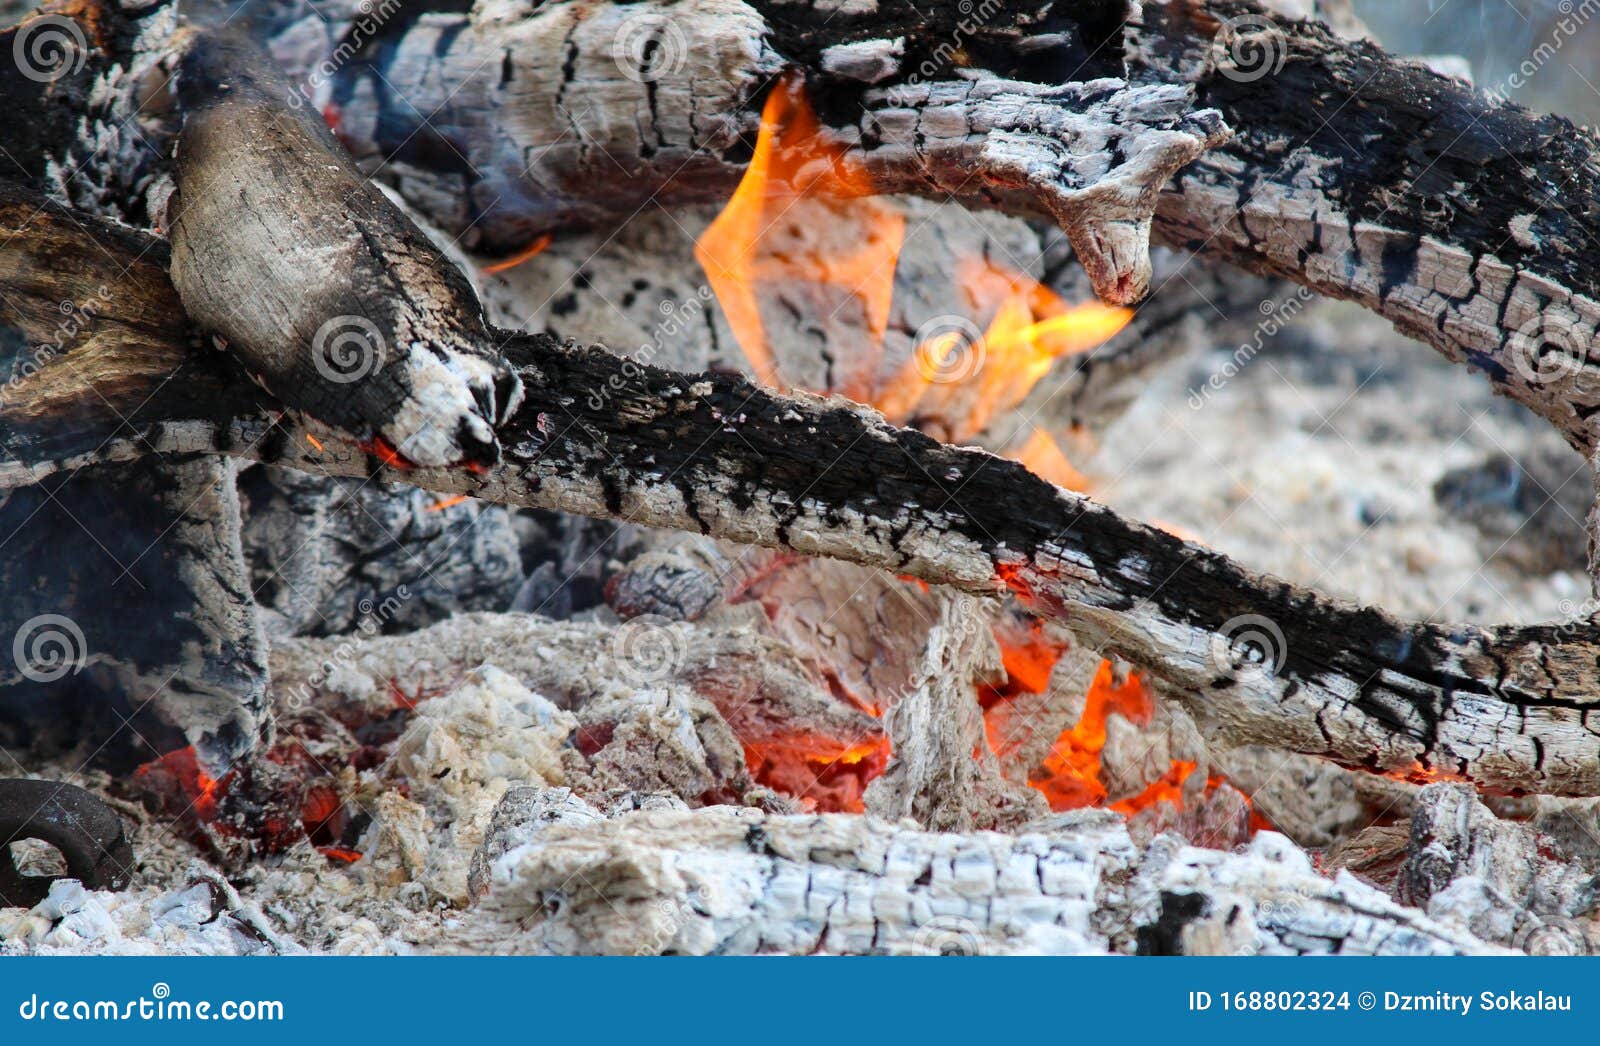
top-left (446, 792), bottom-right (1498, 956)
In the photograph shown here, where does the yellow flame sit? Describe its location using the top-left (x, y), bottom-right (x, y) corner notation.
top-left (695, 74), bottom-right (904, 398)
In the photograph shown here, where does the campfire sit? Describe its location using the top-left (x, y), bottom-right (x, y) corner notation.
top-left (4, 0), bottom-right (1600, 959)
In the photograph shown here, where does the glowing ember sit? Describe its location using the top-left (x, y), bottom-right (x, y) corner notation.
top-left (1023, 660), bottom-right (1152, 810)
top-left (744, 734), bottom-right (890, 813)
top-left (1385, 761), bottom-right (1468, 785)
top-left (1006, 428), bottom-right (1090, 491)
top-left (132, 746), bottom-right (227, 822)
top-left (482, 233), bottom-right (552, 275)
top-left (980, 617), bottom-right (1067, 761)
top-left (1109, 760), bottom-right (1196, 815)
top-left (358, 435), bottom-right (413, 470)
top-left (426, 494), bottom-right (470, 512)
top-left (695, 73), bottom-right (904, 398)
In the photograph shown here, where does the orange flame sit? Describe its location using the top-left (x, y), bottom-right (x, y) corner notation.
top-left (697, 78), bottom-right (1127, 443)
top-left (1006, 428), bottom-right (1091, 491)
top-left (877, 259), bottom-right (1130, 439)
top-left (695, 74), bottom-right (905, 399)
top-left (482, 233), bottom-right (553, 275)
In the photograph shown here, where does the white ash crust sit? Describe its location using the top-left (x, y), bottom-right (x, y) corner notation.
top-left (451, 794), bottom-right (1498, 955)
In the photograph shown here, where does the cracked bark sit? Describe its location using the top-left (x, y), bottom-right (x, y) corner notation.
top-left (454, 787), bottom-right (1495, 955)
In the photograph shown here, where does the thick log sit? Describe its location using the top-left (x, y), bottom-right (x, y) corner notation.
top-left (0, 455), bottom-right (269, 771)
top-left (1134, 0), bottom-right (1600, 459)
top-left (167, 27), bottom-right (523, 468)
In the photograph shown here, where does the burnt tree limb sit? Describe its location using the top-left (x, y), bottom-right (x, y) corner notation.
top-left (1133, 0), bottom-right (1600, 460)
top-left (4, 181), bottom-right (1600, 799)
top-left (167, 27), bottom-right (525, 469)
top-left (313, 0), bottom-right (1227, 305)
